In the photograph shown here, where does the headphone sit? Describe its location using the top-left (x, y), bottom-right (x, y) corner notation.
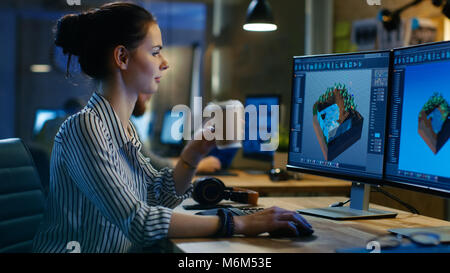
top-left (192, 177), bottom-right (259, 206)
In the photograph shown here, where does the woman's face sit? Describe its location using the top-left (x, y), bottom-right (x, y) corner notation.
top-left (124, 23), bottom-right (169, 95)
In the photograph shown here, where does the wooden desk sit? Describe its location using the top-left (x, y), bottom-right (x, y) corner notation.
top-left (195, 170), bottom-right (352, 196)
top-left (172, 197), bottom-right (450, 253)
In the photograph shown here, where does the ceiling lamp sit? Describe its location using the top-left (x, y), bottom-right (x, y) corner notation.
top-left (243, 0), bottom-right (277, 32)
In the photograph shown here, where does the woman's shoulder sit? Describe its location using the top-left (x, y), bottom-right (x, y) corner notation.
top-left (57, 108), bottom-right (109, 141)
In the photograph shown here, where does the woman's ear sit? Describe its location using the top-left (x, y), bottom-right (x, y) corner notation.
top-left (113, 45), bottom-right (129, 70)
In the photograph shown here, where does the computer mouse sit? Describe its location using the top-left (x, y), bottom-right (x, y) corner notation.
top-left (268, 168), bottom-right (290, 181)
top-left (296, 223), bottom-right (314, 236)
top-left (270, 222), bottom-right (314, 237)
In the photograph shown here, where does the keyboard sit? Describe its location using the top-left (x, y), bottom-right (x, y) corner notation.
top-left (229, 207), bottom-right (265, 216)
top-left (195, 207), bottom-right (265, 216)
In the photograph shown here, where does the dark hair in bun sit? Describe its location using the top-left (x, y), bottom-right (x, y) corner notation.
top-left (54, 2), bottom-right (156, 80)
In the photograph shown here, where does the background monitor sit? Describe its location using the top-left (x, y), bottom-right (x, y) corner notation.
top-left (243, 95), bottom-right (280, 163)
top-left (33, 109), bottom-right (65, 136)
top-left (130, 110), bottom-right (153, 144)
top-left (386, 41), bottom-right (450, 197)
top-left (160, 110), bottom-right (184, 146)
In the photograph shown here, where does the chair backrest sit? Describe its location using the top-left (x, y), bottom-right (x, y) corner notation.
top-left (0, 138), bottom-right (46, 253)
top-left (27, 143), bottom-right (50, 197)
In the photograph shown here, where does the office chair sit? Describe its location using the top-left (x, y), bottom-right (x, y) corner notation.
top-left (27, 143), bottom-right (50, 197)
top-left (0, 138), bottom-right (46, 253)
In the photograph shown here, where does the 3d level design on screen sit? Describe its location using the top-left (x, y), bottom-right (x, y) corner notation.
top-left (418, 92), bottom-right (450, 154)
top-left (312, 84), bottom-right (364, 161)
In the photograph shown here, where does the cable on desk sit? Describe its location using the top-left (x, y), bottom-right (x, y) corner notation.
top-left (372, 186), bottom-right (420, 215)
top-left (329, 199), bottom-right (350, 207)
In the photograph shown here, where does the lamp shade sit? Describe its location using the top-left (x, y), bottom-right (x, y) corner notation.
top-left (243, 0), bottom-right (277, 32)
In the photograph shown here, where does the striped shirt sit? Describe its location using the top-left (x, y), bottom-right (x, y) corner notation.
top-left (32, 92), bottom-right (192, 253)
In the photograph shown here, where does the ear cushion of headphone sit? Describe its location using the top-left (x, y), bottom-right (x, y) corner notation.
top-left (192, 177), bottom-right (226, 205)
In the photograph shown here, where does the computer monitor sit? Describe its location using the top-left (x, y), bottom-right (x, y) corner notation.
top-left (287, 50), bottom-right (397, 219)
top-left (386, 41), bottom-right (450, 197)
top-left (383, 41), bottom-right (450, 240)
top-left (130, 110), bottom-right (152, 144)
top-left (243, 95), bottom-right (280, 163)
top-left (33, 109), bottom-right (65, 136)
top-left (160, 110), bottom-right (184, 146)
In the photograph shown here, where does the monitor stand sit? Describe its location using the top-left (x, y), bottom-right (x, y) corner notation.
top-left (297, 182), bottom-right (398, 220)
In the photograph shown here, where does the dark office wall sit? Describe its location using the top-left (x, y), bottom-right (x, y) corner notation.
top-left (0, 10), bottom-right (17, 139)
top-left (15, 12), bottom-right (94, 143)
top-left (203, 0), bottom-right (306, 127)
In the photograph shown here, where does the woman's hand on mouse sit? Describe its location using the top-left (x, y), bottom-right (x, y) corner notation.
top-left (233, 207), bottom-right (313, 237)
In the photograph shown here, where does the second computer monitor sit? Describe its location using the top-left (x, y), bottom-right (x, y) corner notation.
top-left (160, 110), bottom-right (184, 145)
top-left (130, 110), bottom-right (152, 144)
top-left (386, 41), bottom-right (450, 196)
top-left (287, 51), bottom-right (391, 182)
top-left (243, 95), bottom-right (280, 162)
top-left (33, 109), bottom-right (65, 136)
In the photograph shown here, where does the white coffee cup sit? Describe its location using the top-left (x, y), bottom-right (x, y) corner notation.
top-left (204, 100), bottom-right (244, 150)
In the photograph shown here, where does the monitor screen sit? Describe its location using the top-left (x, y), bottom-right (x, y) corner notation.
top-left (33, 109), bottom-right (65, 136)
top-left (130, 111), bottom-right (152, 144)
top-left (386, 41), bottom-right (450, 194)
top-left (160, 110), bottom-right (184, 145)
top-left (287, 51), bottom-right (390, 181)
top-left (243, 95), bottom-right (280, 162)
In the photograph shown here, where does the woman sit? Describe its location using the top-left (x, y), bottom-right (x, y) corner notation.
top-left (32, 2), bottom-right (313, 253)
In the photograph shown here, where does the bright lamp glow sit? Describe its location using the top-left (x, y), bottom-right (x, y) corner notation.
top-left (243, 23), bottom-right (277, 32)
top-left (30, 64), bottom-right (52, 73)
top-left (243, 0), bottom-right (277, 32)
